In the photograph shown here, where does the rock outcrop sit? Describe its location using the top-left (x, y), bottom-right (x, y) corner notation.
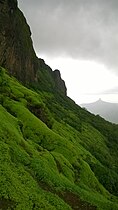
top-left (0, 0), bottom-right (67, 95)
top-left (0, 0), bottom-right (38, 84)
top-left (53, 69), bottom-right (67, 95)
top-left (37, 60), bottom-right (67, 95)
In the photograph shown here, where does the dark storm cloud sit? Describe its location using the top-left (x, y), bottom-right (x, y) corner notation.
top-left (18, 0), bottom-right (118, 72)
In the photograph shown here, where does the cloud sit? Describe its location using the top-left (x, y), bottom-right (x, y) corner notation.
top-left (101, 86), bottom-right (118, 94)
top-left (18, 0), bottom-right (118, 73)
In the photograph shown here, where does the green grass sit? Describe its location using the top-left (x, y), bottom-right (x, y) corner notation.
top-left (0, 67), bottom-right (118, 209)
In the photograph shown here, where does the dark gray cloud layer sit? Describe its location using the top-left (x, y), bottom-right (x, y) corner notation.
top-left (18, 0), bottom-right (118, 72)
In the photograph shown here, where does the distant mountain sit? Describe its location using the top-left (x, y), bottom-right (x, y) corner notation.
top-left (81, 98), bottom-right (118, 124)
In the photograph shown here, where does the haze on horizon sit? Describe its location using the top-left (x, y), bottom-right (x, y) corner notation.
top-left (18, 0), bottom-right (118, 104)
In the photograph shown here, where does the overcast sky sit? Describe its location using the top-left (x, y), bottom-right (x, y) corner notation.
top-left (18, 0), bottom-right (118, 104)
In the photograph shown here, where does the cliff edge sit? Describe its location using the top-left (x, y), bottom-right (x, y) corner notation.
top-left (0, 0), bottom-right (67, 95)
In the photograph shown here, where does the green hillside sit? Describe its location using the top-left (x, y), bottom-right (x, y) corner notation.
top-left (0, 66), bottom-right (118, 210)
top-left (0, 0), bottom-right (118, 209)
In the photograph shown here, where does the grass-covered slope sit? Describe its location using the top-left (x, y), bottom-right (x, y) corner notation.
top-left (0, 66), bottom-right (118, 210)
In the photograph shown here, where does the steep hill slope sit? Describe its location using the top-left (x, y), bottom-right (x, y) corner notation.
top-left (0, 0), bottom-right (118, 210)
top-left (81, 99), bottom-right (118, 124)
top-left (0, 66), bottom-right (118, 210)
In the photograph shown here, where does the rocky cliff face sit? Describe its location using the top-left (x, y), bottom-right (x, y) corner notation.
top-left (0, 0), bottom-right (67, 95)
top-left (53, 70), bottom-right (67, 95)
top-left (37, 59), bottom-right (67, 95)
top-left (0, 0), bottom-right (38, 84)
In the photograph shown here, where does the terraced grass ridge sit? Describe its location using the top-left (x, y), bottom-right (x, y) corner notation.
top-left (0, 66), bottom-right (118, 210)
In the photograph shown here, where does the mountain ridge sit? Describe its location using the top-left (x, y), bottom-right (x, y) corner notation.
top-left (81, 99), bottom-right (118, 124)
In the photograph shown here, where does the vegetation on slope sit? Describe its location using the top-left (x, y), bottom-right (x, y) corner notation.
top-left (0, 66), bottom-right (118, 210)
top-left (0, 1), bottom-right (118, 209)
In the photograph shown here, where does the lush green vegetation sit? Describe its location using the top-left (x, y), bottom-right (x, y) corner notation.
top-left (0, 66), bottom-right (118, 210)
